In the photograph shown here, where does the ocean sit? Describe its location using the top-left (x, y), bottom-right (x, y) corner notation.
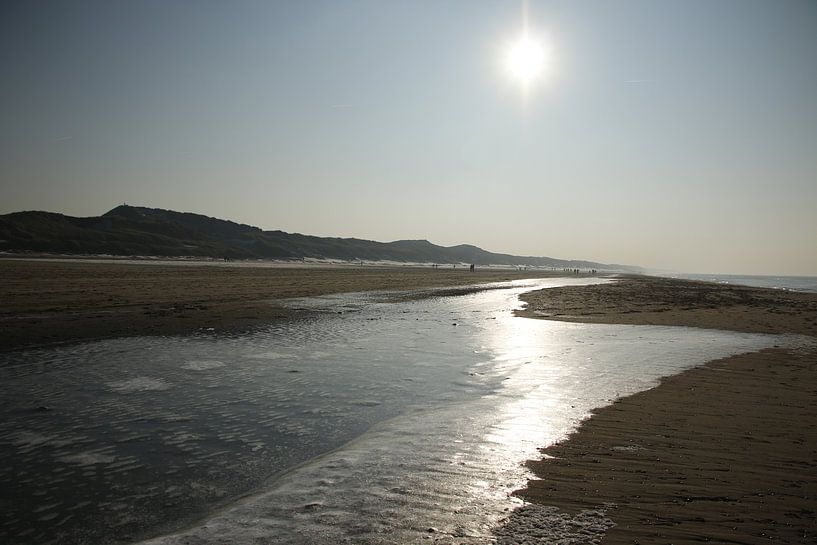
top-left (665, 273), bottom-right (817, 293)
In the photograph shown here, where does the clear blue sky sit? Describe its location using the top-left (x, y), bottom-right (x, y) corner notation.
top-left (2, 0), bottom-right (816, 275)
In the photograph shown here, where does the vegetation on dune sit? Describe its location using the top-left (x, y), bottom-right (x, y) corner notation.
top-left (0, 205), bottom-right (636, 270)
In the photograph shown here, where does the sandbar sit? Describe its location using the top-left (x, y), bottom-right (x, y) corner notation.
top-left (0, 258), bottom-right (570, 351)
top-left (512, 275), bottom-right (817, 544)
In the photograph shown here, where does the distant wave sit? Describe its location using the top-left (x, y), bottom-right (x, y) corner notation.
top-left (668, 273), bottom-right (817, 293)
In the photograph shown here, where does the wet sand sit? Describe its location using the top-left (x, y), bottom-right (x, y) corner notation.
top-left (516, 274), bottom-right (817, 337)
top-left (6, 260), bottom-right (816, 542)
top-left (0, 258), bottom-right (567, 351)
top-left (513, 275), bottom-right (817, 544)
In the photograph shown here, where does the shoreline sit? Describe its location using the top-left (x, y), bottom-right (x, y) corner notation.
top-left (516, 273), bottom-right (817, 336)
top-left (0, 258), bottom-right (578, 351)
top-left (6, 260), bottom-right (816, 542)
top-left (508, 275), bottom-right (817, 543)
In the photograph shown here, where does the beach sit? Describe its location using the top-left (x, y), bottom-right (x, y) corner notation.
top-left (516, 273), bottom-right (817, 336)
top-left (2, 261), bottom-right (815, 543)
top-left (0, 258), bottom-right (568, 351)
top-left (513, 275), bottom-right (817, 544)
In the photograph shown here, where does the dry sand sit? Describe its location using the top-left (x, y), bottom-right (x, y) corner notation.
top-left (513, 275), bottom-right (817, 544)
top-left (0, 258), bottom-right (567, 350)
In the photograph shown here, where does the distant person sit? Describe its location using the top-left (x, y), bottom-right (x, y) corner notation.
top-left (469, 264), bottom-right (474, 272)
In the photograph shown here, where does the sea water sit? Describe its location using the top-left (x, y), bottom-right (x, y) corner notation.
top-left (666, 273), bottom-right (817, 293)
top-left (0, 278), bottom-right (800, 544)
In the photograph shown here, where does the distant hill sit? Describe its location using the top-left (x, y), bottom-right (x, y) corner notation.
top-left (0, 205), bottom-right (640, 271)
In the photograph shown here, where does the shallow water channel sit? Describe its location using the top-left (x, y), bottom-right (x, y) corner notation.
top-left (0, 278), bottom-right (788, 544)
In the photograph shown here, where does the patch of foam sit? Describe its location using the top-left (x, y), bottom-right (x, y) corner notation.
top-left (244, 352), bottom-right (294, 360)
top-left (11, 431), bottom-right (54, 448)
top-left (9, 431), bottom-right (83, 451)
top-left (351, 400), bottom-right (381, 407)
top-left (611, 444), bottom-right (644, 452)
top-left (59, 452), bottom-right (116, 466)
top-left (181, 360), bottom-right (226, 371)
top-left (107, 377), bottom-right (171, 393)
top-left (163, 431), bottom-right (201, 445)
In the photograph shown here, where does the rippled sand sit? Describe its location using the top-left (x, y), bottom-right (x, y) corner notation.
top-left (509, 276), bottom-right (817, 544)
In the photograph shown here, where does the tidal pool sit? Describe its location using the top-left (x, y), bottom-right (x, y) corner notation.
top-left (0, 278), bottom-right (789, 544)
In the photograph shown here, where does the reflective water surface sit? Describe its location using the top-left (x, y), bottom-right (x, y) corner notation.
top-left (0, 278), bottom-right (793, 544)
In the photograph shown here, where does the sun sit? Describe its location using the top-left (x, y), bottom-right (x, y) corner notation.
top-left (504, 32), bottom-right (550, 87)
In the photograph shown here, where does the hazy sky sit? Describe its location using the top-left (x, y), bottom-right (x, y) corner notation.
top-left (2, 1), bottom-right (816, 275)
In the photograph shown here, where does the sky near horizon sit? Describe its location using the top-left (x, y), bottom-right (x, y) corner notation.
top-left (1, 1), bottom-right (816, 275)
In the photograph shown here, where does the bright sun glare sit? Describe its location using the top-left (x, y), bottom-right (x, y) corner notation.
top-left (502, 1), bottom-right (552, 95)
top-left (504, 33), bottom-right (550, 88)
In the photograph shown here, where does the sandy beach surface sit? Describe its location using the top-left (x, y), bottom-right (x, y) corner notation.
top-left (516, 273), bottom-right (817, 337)
top-left (513, 275), bottom-right (817, 544)
top-left (4, 260), bottom-right (816, 543)
top-left (0, 258), bottom-right (566, 351)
